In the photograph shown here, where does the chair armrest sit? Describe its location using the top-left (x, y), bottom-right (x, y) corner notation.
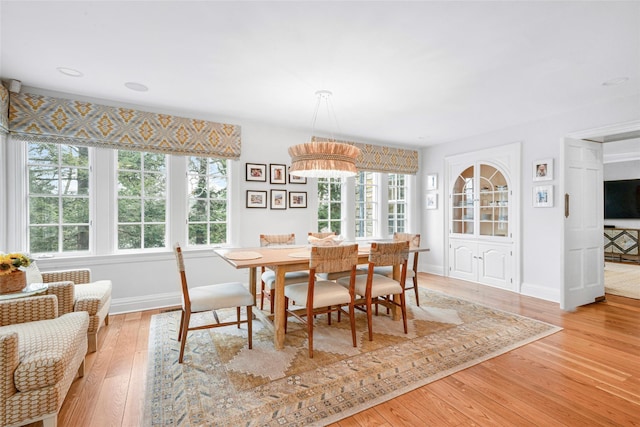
top-left (42, 269), bottom-right (91, 285)
top-left (0, 332), bottom-right (19, 403)
top-left (45, 281), bottom-right (76, 315)
top-left (0, 295), bottom-right (58, 326)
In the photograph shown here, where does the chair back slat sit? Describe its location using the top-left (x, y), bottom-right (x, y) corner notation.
top-left (173, 243), bottom-right (190, 306)
top-left (310, 244), bottom-right (358, 273)
top-left (260, 233), bottom-right (296, 246)
top-left (393, 232), bottom-right (420, 248)
top-left (369, 241), bottom-right (409, 267)
top-left (308, 231), bottom-right (336, 239)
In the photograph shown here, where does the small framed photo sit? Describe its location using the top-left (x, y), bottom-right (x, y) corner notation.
top-left (246, 190), bottom-right (267, 208)
top-left (246, 163), bottom-right (266, 182)
top-left (270, 189), bottom-right (287, 209)
top-left (270, 164), bottom-right (287, 184)
top-left (426, 193), bottom-right (438, 210)
top-left (426, 173), bottom-right (438, 190)
top-left (533, 185), bottom-right (554, 208)
top-left (533, 158), bottom-right (553, 181)
top-left (289, 191), bottom-right (307, 208)
top-left (289, 167), bottom-right (307, 184)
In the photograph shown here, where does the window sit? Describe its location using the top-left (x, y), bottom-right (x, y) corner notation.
top-left (317, 177), bottom-right (343, 234)
top-left (355, 171), bottom-right (378, 238)
top-left (117, 150), bottom-right (167, 250)
top-left (388, 173), bottom-right (407, 234)
top-left (187, 157), bottom-right (229, 245)
top-left (27, 143), bottom-right (90, 254)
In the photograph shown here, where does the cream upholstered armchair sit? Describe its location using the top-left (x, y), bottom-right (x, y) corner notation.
top-left (0, 295), bottom-right (89, 427)
top-left (38, 267), bottom-right (111, 353)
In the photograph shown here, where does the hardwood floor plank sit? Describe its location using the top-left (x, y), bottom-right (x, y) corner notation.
top-left (47, 273), bottom-right (639, 427)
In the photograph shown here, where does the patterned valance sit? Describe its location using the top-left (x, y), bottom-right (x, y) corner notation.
top-left (0, 84), bottom-right (8, 135)
top-left (8, 92), bottom-right (241, 159)
top-left (312, 136), bottom-right (419, 175)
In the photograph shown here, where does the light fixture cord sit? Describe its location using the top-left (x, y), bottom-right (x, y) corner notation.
top-left (309, 90), bottom-right (342, 142)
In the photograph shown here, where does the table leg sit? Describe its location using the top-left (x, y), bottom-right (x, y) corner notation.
top-left (248, 267), bottom-right (257, 305)
top-left (273, 267), bottom-right (286, 350)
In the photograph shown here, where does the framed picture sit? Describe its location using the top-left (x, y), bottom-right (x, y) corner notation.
top-left (426, 173), bottom-right (438, 190)
top-left (246, 163), bottom-right (266, 182)
top-left (270, 164), bottom-right (287, 184)
top-left (246, 190), bottom-right (267, 208)
top-left (289, 191), bottom-right (307, 208)
top-left (533, 158), bottom-right (553, 181)
top-left (533, 185), bottom-right (554, 207)
top-left (289, 167), bottom-right (307, 184)
top-left (270, 189), bottom-right (287, 209)
top-left (426, 193), bottom-right (438, 210)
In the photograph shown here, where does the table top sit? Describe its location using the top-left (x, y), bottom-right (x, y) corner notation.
top-left (214, 244), bottom-right (429, 270)
top-left (0, 282), bottom-right (49, 301)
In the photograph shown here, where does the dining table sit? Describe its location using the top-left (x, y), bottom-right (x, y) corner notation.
top-left (214, 243), bottom-right (429, 350)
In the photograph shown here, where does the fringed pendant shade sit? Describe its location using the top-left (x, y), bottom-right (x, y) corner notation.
top-left (289, 141), bottom-right (360, 178)
top-left (289, 90), bottom-right (360, 178)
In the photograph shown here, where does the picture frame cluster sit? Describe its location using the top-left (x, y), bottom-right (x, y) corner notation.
top-left (245, 163), bottom-right (307, 209)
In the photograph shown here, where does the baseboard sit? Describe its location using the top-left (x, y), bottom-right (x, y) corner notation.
top-left (519, 281), bottom-right (559, 303)
top-left (110, 291), bottom-right (181, 314)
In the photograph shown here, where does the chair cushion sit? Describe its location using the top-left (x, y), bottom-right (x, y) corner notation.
top-left (0, 311), bottom-right (88, 392)
top-left (188, 282), bottom-right (254, 312)
top-left (74, 280), bottom-right (112, 316)
top-left (261, 270), bottom-right (310, 288)
top-left (337, 274), bottom-right (403, 298)
top-left (284, 280), bottom-right (351, 308)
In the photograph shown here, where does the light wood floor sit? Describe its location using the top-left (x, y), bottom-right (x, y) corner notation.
top-left (36, 273), bottom-right (640, 426)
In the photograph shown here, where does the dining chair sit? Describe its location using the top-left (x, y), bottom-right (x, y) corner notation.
top-left (338, 240), bottom-right (410, 341)
top-left (372, 233), bottom-right (422, 306)
top-left (174, 243), bottom-right (253, 363)
top-left (260, 233), bottom-right (310, 313)
top-left (284, 244), bottom-right (359, 358)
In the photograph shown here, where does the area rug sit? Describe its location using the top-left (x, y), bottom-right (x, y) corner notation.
top-left (143, 289), bottom-right (561, 426)
top-left (605, 262), bottom-right (640, 299)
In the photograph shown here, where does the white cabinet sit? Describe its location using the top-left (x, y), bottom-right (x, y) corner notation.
top-left (445, 143), bottom-right (520, 291)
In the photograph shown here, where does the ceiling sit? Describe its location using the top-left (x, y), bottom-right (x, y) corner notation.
top-left (1, 1), bottom-right (638, 148)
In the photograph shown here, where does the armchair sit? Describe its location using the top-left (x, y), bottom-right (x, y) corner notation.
top-left (41, 268), bottom-right (112, 353)
top-left (0, 295), bottom-right (89, 427)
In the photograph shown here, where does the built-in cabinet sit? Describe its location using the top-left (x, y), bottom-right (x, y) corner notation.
top-left (445, 143), bottom-right (520, 291)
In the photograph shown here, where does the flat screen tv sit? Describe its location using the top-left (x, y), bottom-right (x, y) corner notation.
top-left (604, 179), bottom-right (640, 219)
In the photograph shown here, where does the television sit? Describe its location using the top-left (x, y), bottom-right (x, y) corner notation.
top-left (604, 179), bottom-right (640, 219)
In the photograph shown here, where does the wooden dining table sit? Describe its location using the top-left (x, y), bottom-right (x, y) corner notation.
top-left (214, 243), bottom-right (429, 350)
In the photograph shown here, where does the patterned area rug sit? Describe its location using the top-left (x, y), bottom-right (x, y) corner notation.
top-left (605, 262), bottom-right (640, 299)
top-left (143, 289), bottom-right (561, 426)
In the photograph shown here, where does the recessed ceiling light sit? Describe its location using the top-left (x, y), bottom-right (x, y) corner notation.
top-left (602, 77), bottom-right (629, 86)
top-left (57, 67), bottom-right (83, 77)
top-left (124, 82), bottom-right (149, 92)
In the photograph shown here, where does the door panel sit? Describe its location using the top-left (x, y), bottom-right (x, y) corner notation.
top-left (562, 138), bottom-right (604, 310)
top-left (479, 244), bottom-right (511, 289)
top-left (449, 241), bottom-right (476, 281)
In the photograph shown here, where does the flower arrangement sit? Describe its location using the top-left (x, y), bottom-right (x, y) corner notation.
top-left (0, 252), bottom-right (32, 276)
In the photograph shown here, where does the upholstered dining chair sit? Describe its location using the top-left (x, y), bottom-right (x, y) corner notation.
top-left (259, 233), bottom-right (309, 313)
top-left (338, 240), bottom-right (410, 341)
top-left (284, 244), bottom-right (359, 358)
top-left (173, 243), bottom-right (253, 363)
top-left (372, 233), bottom-right (422, 306)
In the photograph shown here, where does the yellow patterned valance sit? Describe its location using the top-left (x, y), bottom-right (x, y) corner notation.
top-left (0, 84), bottom-right (8, 135)
top-left (8, 92), bottom-right (241, 159)
top-left (312, 136), bottom-right (419, 175)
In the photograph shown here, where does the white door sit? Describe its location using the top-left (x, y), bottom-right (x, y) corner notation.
top-left (478, 243), bottom-right (512, 289)
top-left (449, 240), bottom-right (477, 282)
top-left (562, 138), bottom-right (604, 310)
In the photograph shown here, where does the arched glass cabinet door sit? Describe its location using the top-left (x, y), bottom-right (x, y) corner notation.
top-left (451, 163), bottom-right (510, 238)
top-left (451, 165), bottom-right (475, 235)
top-left (478, 164), bottom-right (509, 237)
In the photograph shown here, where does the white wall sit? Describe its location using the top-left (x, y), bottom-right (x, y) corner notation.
top-left (420, 94), bottom-right (640, 303)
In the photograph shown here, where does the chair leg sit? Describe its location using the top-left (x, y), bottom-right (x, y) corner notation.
top-left (413, 276), bottom-right (420, 306)
top-left (366, 295), bottom-right (374, 341)
top-left (179, 311), bottom-right (191, 363)
top-left (400, 292), bottom-right (408, 334)
top-left (260, 283), bottom-right (265, 310)
top-left (247, 305), bottom-right (253, 349)
top-left (178, 309), bottom-right (186, 342)
top-left (236, 307), bottom-right (241, 328)
top-left (349, 302), bottom-right (357, 348)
